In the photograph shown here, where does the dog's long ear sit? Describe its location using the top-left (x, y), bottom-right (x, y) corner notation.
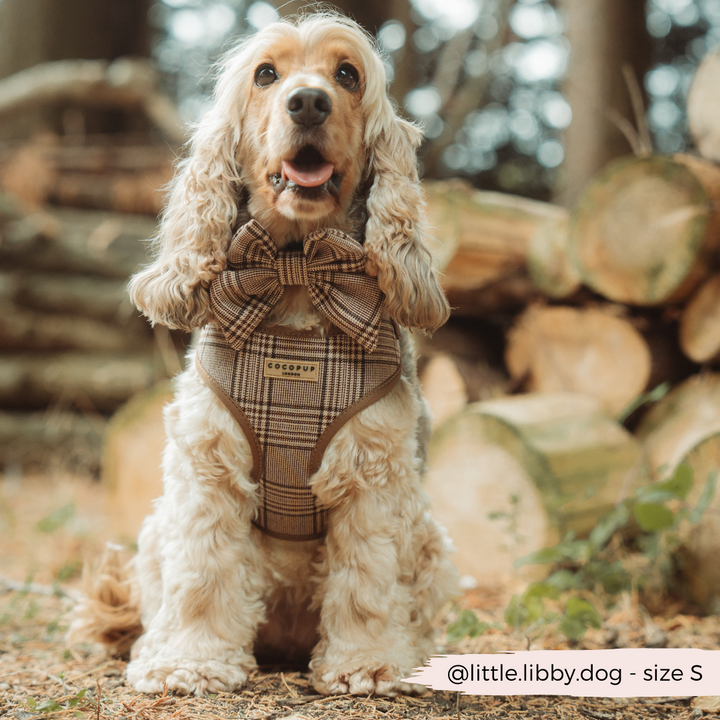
top-left (128, 44), bottom-right (253, 331)
top-left (362, 60), bottom-right (450, 333)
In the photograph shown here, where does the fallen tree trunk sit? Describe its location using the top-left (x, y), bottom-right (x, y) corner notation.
top-left (569, 154), bottom-right (720, 305)
top-left (0, 409), bottom-right (105, 474)
top-left (505, 304), bottom-right (652, 417)
top-left (0, 207), bottom-right (156, 279)
top-left (0, 353), bottom-right (157, 413)
top-left (0, 302), bottom-right (151, 353)
top-left (526, 212), bottom-right (581, 299)
top-left (423, 393), bottom-right (641, 584)
top-left (424, 180), bottom-right (564, 314)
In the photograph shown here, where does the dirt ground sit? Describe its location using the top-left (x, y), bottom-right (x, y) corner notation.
top-left (1, 472), bottom-right (719, 720)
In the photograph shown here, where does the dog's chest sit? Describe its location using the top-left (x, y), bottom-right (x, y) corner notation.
top-left (195, 318), bottom-right (402, 540)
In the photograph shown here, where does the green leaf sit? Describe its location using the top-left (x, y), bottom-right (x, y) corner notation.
top-left (545, 569), bottom-right (581, 592)
top-left (558, 597), bottom-right (602, 641)
top-left (446, 610), bottom-right (490, 643)
top-left (584, 560), bottom-right (631, 595)
top-left (36, 699), bottom-right (63, 712)
top-left (523, 582), bottom-right (560, 601)
top-left (617, 381), bottom-right (670, 423)
top-left (26, 698), bottom-right (37, 709)
top-left (689, 471), bottom-right (718, 524)
top-left (634, 502), bottom-right (675, 532)
top-left (36, 504), bottom-right (75, 534)
top-left (588, 502), bottom-right (631, 551)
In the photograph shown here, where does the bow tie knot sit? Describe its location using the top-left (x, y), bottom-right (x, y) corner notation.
top-left (209, 220), bottom-right (385, 352)
top-left (276, 251), bottom-right (309, 287)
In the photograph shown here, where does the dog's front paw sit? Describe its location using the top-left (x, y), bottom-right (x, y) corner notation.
top-left (313, 664), bottom-right (426, 697)
top-left (127, 654), bottom-right (254, 696)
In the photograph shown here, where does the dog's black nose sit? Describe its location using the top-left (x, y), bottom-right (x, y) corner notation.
top-left (286, 87), bottom-right (332, 127)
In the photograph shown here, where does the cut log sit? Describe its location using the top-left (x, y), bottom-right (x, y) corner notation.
top-left (50, 168), bottom-right (171, 215)
top-left (417, 319), bottom-right (510, 416)
top-left (0, 138), bottom-right (174, 215)
top-left (0, 207), bottom-right (156, 279)
top-left (103, 382), bottom-right (173, 540)
top-left (0, 353), bottom-right (158, 413)
top-left (0, 301), bottom-right (151, 353)
top-left (637, 374), bottom-right (720, 611)
top-left (688, 48), bottom-right (720, 163)
top-left (505, 305), bottom-right (652, 417)
top-left (568, 154), bottom-right (720, 305)
top-left (418, 354), bottom-right (469, 427)
top-left (0, 409), bottom-right (105, 473)
top-left (424, 393), bottom-right (642, 584)
top-left (424, 179), bottom-right (564, 315)
top-left (526, 212), bottom-right (581, 299)
top-left (0, 58), bottom-right (187, 143)
top-left (679, 275), bottom-right (720, 364)
top-left (0, 271), bottom-right (131, 322)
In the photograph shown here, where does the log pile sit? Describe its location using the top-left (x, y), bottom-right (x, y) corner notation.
top-left (0, 58), bottom-right (186, 474)
top-left (420, 47), bottom-right (720, 601)
top-left (0, 191), bottom-right (174, 474)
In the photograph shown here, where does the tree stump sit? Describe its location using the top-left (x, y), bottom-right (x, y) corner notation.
top-left (637, 373), bottom-right (720, 612)
top-left (568, 154), bottom-right (720, 305)
top-left (423, 393), bottom-right (641, 584)
top-left (505, 305), bottom-right (652, 416)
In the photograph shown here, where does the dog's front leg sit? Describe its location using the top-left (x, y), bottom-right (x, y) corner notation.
top-left (127, 369), bottom-right (265, 696)
top-left (309, 388), bottom-right (434, 697)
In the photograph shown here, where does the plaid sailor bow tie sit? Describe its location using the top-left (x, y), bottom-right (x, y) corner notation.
top-left (209, 220), bottom-right (385, 352)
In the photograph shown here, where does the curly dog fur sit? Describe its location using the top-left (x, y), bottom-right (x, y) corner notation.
top-left (70, 12), bottom-right (458, 697)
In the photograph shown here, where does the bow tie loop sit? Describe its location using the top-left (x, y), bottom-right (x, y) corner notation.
top-left (209, 220), bottom-right (384, 352)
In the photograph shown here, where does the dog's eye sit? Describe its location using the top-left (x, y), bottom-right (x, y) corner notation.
top-left (335, 63), bottom-right (359, 91)
top-left (254, 64), bottom-right (278, 87)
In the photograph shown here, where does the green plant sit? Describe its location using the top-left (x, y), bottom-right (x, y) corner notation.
top-left (506, 464), bottom-right (716, 640)
top-left (447, 464), bottom-right (716, 645)
top-left (25, 673), bottom-right (97, 717)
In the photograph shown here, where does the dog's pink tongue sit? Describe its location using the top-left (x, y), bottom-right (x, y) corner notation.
top-left (282, 160), bottom-right (334, 188)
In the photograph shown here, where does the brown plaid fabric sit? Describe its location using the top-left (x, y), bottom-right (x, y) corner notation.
top-left (210, 220), bottom-right (385, 353)
top-left (195, 318), bottom-right (402, 541)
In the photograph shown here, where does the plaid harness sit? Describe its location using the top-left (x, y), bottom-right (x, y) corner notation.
top-left (195, 222), bottom-right (402, 540)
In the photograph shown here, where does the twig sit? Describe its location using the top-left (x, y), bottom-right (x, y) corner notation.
top-left (622, 63), bottom-right (653, 156)
top-left (606, 108), bottom-right (643, 156)
top-left (0, 574), bottom-right (80, 600)
top-left (95, 676), bottom-right (101, 720)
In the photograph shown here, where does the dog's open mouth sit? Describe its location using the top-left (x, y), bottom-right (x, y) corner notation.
top-left (272, 145), bottom-right (341, 198)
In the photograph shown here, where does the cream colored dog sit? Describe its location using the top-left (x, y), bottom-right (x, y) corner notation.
top-left (71, 13), bottom-right (457, 697)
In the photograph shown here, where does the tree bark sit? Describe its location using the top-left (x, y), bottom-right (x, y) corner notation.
top-left (557, 0), bottom-right (651, 208)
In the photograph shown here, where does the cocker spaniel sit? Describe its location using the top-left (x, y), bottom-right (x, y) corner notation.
top-left (71, 13), bottom-right (458, 697)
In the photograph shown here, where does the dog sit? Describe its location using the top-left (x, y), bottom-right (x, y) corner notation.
top-left (70, 12), bottom-right (458, 697)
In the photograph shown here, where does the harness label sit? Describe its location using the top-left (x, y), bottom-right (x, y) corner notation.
top-left (263, 358), bottom-right (320, 382)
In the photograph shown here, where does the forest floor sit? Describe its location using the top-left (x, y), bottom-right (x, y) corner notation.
top-left (1, 473), bottom-right (720, 720)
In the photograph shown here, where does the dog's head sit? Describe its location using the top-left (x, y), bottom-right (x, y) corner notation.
top-left (130, 13), bottom-right (449, 333)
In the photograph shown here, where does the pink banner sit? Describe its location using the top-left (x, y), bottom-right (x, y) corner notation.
top-left (405, 650), bottom-right (720, 697)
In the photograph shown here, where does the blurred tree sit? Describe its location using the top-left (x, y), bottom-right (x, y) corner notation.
top-left (0, 0), bottom-right (153, 139)
top-left (0, 0), bottom-right (152, 77)
top-left (558, 0), bottom-right (651, 207)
